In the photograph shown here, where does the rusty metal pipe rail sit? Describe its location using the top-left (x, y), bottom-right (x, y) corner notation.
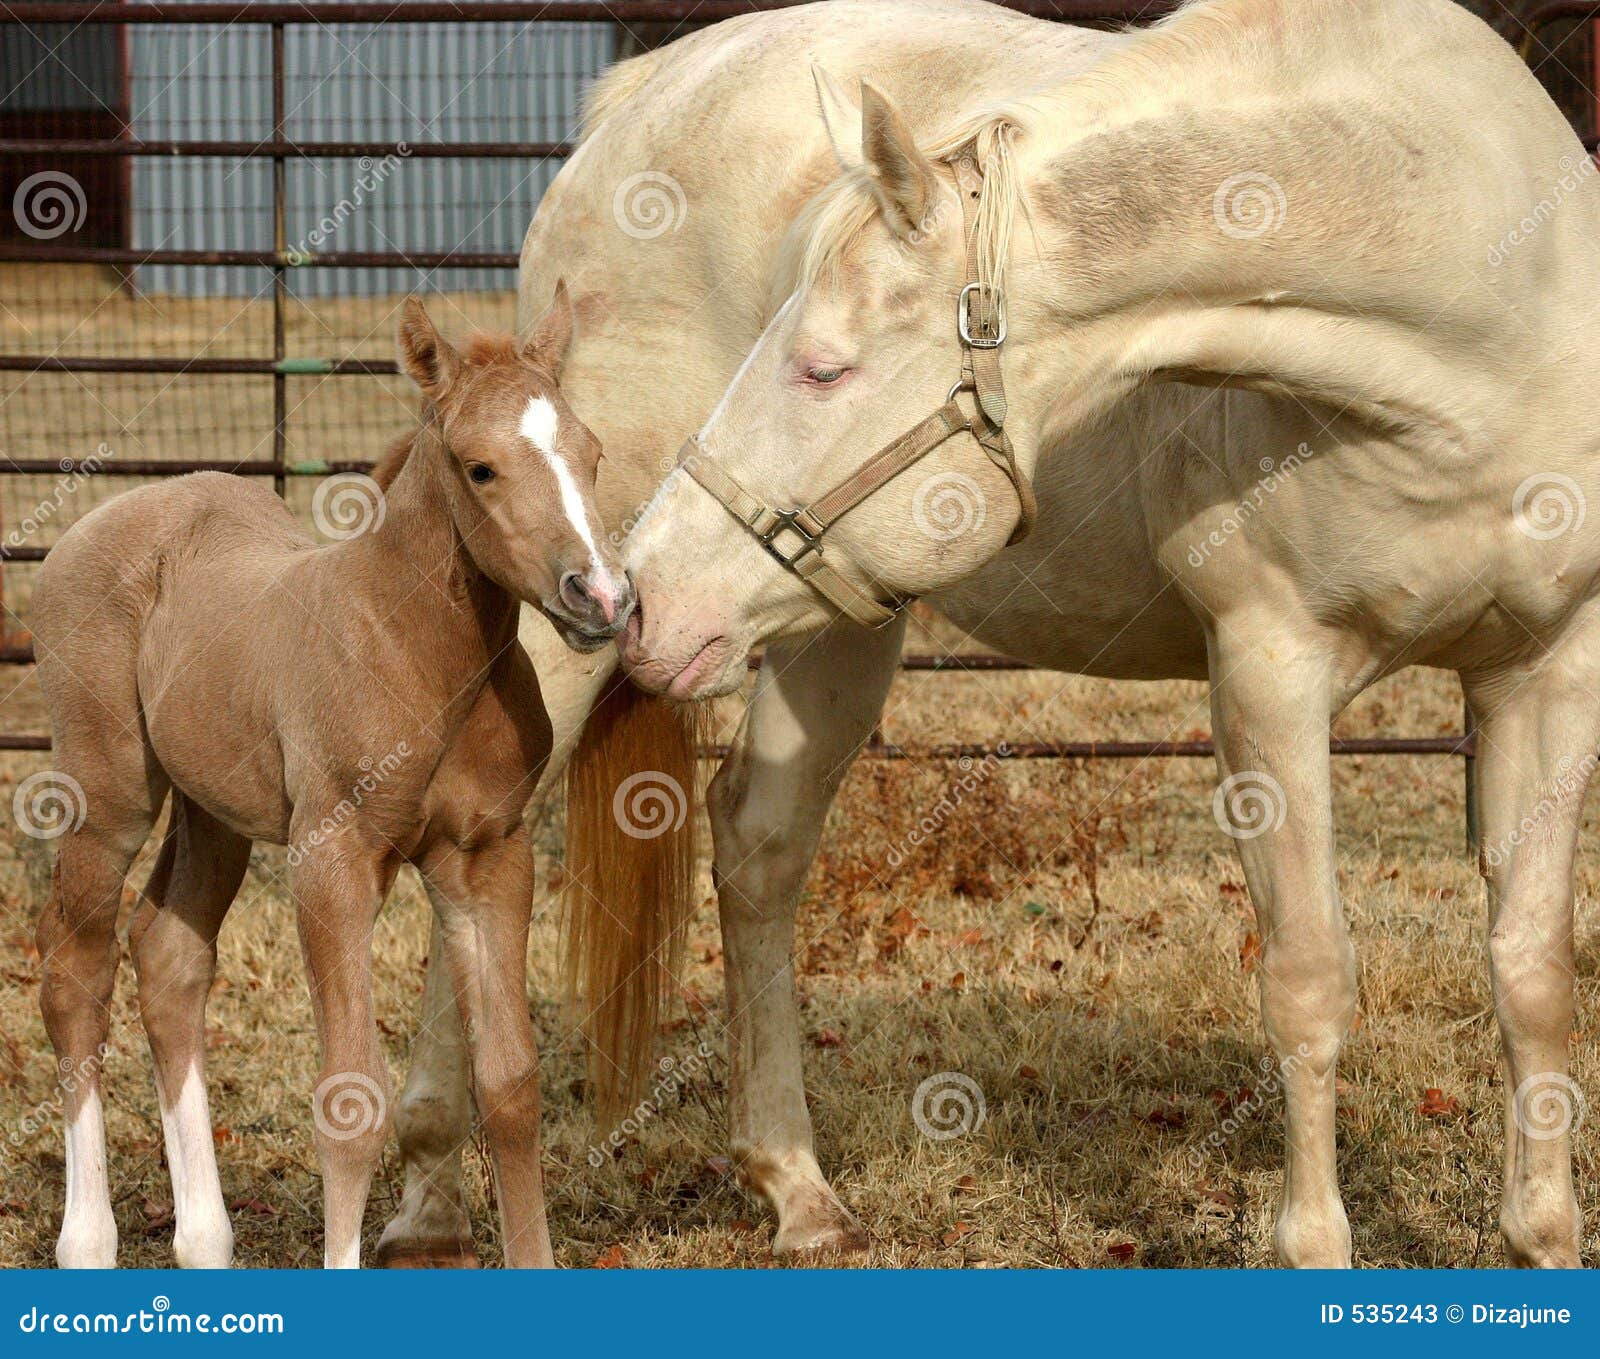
top-left (0, 246), bottom-right (518, 269)
top-left (0, 139), bottom-right (568, 159)
top-left (0, 2), bottom-right (1178, 23)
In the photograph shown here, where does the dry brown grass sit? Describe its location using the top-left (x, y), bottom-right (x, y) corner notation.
top-left (0, 605), bottom-right (1594, 1270)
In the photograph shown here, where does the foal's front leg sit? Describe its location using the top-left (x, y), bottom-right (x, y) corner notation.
top-left (1208, 618), bottom-right (1357, 1267)
top-left (417, 830), bottom-right (553, 1268)
top-left (291, 835), bottom-right (392, 1269)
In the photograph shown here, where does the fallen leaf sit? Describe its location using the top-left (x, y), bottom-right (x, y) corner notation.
top-left (813, 1028), bottom-right (844, 1049)
top-left (1418, 1087), bottom-right (1461, 1118)
top-left (941, 1221), bottom-right (977, 1247)
top-left (1239, 931), bottom-right (1262, 973)
top-left (1107, 1242), bottom-right (1137, 1262)
top-left (593, 1244), bottom-right (626, 1269)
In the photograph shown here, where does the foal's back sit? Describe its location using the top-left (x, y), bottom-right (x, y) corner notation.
top-left (36, 471), bottom-right (344, 842)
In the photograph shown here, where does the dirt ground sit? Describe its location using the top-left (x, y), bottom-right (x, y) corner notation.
top-left (0, 276), bottom-right (1594, 1269)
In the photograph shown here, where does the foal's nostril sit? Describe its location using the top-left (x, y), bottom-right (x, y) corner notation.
top-left (558, 570), bottom-right (594, 616)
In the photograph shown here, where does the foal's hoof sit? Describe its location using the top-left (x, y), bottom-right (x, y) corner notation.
top-left (771, 1193), bottom-right (869, 1260)
top-left (373, 1235), bottom-right (481, 1270)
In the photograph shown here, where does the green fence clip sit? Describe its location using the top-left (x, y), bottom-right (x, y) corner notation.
top-left (274, 358), bottom-right (334, 375)
top-left (286, 459), bottom-right (331, 477)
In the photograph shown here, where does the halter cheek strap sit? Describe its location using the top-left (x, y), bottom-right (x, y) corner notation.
top-left (682, 162), bottom-right (1037, 629)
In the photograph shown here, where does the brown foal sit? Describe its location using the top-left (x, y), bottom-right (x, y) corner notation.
top-left (32, 289), bottom-right (629, 1269)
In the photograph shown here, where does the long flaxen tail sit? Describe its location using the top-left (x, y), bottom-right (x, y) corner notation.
top-left (562, 675), bottom-right (707, 1120)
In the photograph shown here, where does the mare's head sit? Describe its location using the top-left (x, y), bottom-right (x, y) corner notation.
top-left (397, 289), bottom-right (633, 650)
top-left (619, 79), bottom-right (1025, 698)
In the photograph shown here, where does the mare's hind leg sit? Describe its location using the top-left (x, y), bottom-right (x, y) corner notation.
top-left (34, 754), bottom-right (166, 1268)
top-left (129, 794), bottom-right (250, 1268)
top-left (1463, 620), bottom-right (1600, 1268)
top-left (1207, 615), bottom-right (1356, 1267)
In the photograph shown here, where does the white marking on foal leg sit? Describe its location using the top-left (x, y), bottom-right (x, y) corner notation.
top-left (157, 1064), bottom-right (233, 1268)
top-left (58, 1087), bottom-right (117, 1269)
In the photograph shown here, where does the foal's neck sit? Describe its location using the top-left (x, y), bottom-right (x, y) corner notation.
top-left (355, 418), bottom-right (519, 660)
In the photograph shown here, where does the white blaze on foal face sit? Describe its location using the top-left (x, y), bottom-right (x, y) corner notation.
top-left (520, 394), bottom-right (603, 571)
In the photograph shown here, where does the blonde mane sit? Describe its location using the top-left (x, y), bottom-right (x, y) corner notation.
top-left (774, 109), bottom-right (1031, 315)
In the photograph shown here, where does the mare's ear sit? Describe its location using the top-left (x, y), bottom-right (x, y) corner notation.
top-left (859, 81), bottom-right (936, 242)
top-left (812, 65), bottom-right (863, 173)
top-left (521, 279), bottom-right (574, 376)
top-left (398, 297), bottom-right (462, 400)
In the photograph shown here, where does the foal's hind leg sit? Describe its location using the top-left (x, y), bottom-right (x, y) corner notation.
top-left (35, 758), bottom-right (166, 1268)
top-left (1464, 627), bottom-right (1600, 1268)
top-left (129, 795), bottom-right (250, 1268)
top-left (1208, 618), bottom-right (1356, 1267)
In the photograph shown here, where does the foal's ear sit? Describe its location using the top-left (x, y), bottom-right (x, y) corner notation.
top-left (860, 81), bottom-right (936, 242)
top-left (398, 297), bottom-right (462, 400)
top-left (812, 65), bottom-right (863, 174)
top-left (520, 279), bottom-right (574, 376)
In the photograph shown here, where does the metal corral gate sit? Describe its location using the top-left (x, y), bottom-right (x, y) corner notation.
top-left (1, 0), bottom-right (1597, 848)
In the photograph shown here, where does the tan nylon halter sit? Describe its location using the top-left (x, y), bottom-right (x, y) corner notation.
top-left (679, 160), bottom-right (1038, 628)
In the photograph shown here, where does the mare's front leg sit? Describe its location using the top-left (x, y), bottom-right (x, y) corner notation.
top-left (1208, 613), bottom-right (1357, 1267)
top-left (291, 831), bottom-right (392, 1269)
top-left (1464, 616), bottom-right (1600, 1267)
top-left (713, 617), bottom-right (905, 1256)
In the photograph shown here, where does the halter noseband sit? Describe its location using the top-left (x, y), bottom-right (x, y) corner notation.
top-left (679, 161), bottom-right (1038, 629)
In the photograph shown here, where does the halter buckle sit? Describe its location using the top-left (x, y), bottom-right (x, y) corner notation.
top-left (758, 507), bottom-right (824, 569)
top-left (958, 282), bottom-right (1006, 349)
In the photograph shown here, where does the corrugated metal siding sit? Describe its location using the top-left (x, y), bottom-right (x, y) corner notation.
top-left (131, 12), bottom-right (615, 297)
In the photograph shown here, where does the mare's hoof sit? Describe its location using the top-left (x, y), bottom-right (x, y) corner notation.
top-left (373, 1235), bottom-right (481, 1270)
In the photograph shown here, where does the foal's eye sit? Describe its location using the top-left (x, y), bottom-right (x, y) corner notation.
top-left (806, 366), bottom-right (845, 385)
top-left (467, 463), bottom-right (496, 486)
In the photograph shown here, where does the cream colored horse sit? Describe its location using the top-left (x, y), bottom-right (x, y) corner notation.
top-left (388, 0), bottom-right (1598, 1268)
